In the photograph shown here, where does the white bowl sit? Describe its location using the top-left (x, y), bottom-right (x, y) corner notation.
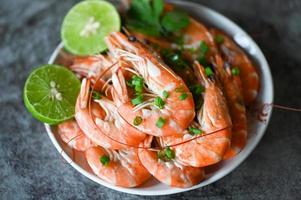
top-left (45, 0), bottom-right (274, 196)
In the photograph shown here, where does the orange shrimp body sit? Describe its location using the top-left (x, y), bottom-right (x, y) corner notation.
top-left (214, 55), bottom-right (248, 159)
top-left (210, 29), bottom-right (259, 105)
top-left (163, 63), bottom-right (232, 167)
top-left (138, 137), bottom-right (204, 188)
top-left (86, 146), bottom-right (151, 187)
top-left (94, 97), bottom-right (147, 147)
top-left (69, 54), bottom-right (117, 90)
top-left (105, 32), bottom-right (195, 137)
top-left (57, 119), bottom-right (95, 151)
top-left (75, 78), bottom-right (145, 149)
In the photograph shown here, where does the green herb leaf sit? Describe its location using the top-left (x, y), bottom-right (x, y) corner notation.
top-left (188, 127), bottom-right (203, 135)
top-left (131, 95), bottom-right (144, 106)
top-left (231, 67), bottom-right (240, 76)
top-left (92, 91), bottom-right (102, 100)
top-left (156, 117), bottom-right (166, 128)
top-left (161, 11), bottom-right (190, 33)
top-left (100, 155), bottom-right (110, 166)
top-left (162, 90), bottom-right (169, 98)
top-left (128, 0), bottom-right (154, 25)
top-left (152, 0), bottom-right (164, 19)
top-left (205, 67), bottom-right (214, 77)
top-left (133, 116), bottom-right (143, 126)
top-left (214, 34), bottom-right (224, 44)
top-left (179, 93), bottom-right (188, 100)
top-left (127, 19), bottom-right (161, 36)
top-left (154, 96), bottom-right (165, 109)
top-left (127, 0), bottom-right (162, 36)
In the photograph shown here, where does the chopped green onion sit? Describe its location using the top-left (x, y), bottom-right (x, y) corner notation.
top-left (162, 90), bottom-right (169, 99)
top-left (154, 96), bottom-right (165, 109)
top-left (92, 91), bottom-right (102, 100)
top-left (214, 35), bottom-right (224, 44)
top-left (132, 75), bottom-right (144, 86)
top-left (127, 75), bottom-right (144, 93)
top-left (205, 67), bottom-right (214, 77)
top-left (199, 41), bottom-right (209, 57)
top-left (131, 95), bottom-right (144, 106)
top-left (231, 67), bottom-right (240, 76)
top-left (133, 116), bottom-right (143, 126)
top-left (100, 155), bottom-right (110, 166)
top-left (179, 93), bottom-right (188, 100)
top-left (135, 84), bottom-right (143, 93)
top-left (157, 150), bottom-right (166, 160)
top-left (189, 127), bottom-right (203, 135)
top-left (165, 147), bottom-right (175, 159)
top-left (156, 117), bottom-right (166, 128)
top-left (157, 146), bottom-right (175, 161)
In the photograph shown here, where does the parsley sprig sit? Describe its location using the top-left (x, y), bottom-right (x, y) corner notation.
top-left (126, 0), bottom-right (190, 36)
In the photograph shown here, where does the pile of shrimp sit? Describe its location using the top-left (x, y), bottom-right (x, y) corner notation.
top-left (57, 10), bottom-right (259, 188)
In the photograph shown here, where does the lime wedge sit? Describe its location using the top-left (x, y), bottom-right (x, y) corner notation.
top-left (61, 0), bottom-right (121, 55)
top-left (24, 65), bottom-right (80, 125)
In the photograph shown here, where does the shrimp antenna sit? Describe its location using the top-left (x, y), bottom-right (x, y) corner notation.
top-left (121, 26), bottom-right (131, 36)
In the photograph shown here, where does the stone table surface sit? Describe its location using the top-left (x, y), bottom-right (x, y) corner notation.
top-left (1, 0), bottom-right (301, 199)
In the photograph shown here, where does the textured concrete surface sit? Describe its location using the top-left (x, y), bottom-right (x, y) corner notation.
top-left (1, 0), bottom-right (301, 199)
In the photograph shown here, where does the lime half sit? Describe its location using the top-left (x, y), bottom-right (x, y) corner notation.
top-left (61, 0), bottom-right (120, 55)
top-left (24, 65), bottom-right (80, 125)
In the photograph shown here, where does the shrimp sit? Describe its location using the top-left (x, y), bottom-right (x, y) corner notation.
top-left (75, 78), bottom-right (146, 149)
top-left (162, 62), bottom-right (232, 167)
top-left (213, 55), bottom-right (248, 159)
top-left (210, 29), bottom-right (259, 105)
top-left (57, 119), bottom-right (95, 151)
top-left (86, 146), bottom-right (151, 187)
top-left (138, 136), bottom-right (204, 188)
top-left (69, 54), bottom-right (117, 90)
top-left (105, 31), bottom-right (195, 137)
top-left (94, 97), bottom-right (147, 147)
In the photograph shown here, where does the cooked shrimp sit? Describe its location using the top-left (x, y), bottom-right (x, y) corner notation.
top-left (69, 54), bottom-right (117, 90)
top-left (210, 29), bottom-right (259, 105)
top-left (105, 31), bottom-right (195, 137)
top-left (70, 54), bottom-right (114, 79)
top-left (162, 62), bottom-right (232, 167)
top-left (57, 119), bottom-right (95, 151)
top-left (75, 78), bottom-right (144, 149)
top-left (94, 97), bottom-right (147, 147)
top-left (86, 146), bottom-right (151, 187)
top-left (138, 136), bottom-right (204, 188)
top-left (213, 55), bottom-right (248, 159)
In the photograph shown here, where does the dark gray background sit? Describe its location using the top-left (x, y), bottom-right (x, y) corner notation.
top-left (1, 0), bottom-right (301, 199)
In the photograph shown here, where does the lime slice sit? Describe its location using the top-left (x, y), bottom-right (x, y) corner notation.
top-left (61, 0), bottom-right (120, 55)
top-left (24, 65), bottom-right (80, 125)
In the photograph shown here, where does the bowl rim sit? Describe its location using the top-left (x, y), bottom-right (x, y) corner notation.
top-left (45, 0), bottom-right (274, 196)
